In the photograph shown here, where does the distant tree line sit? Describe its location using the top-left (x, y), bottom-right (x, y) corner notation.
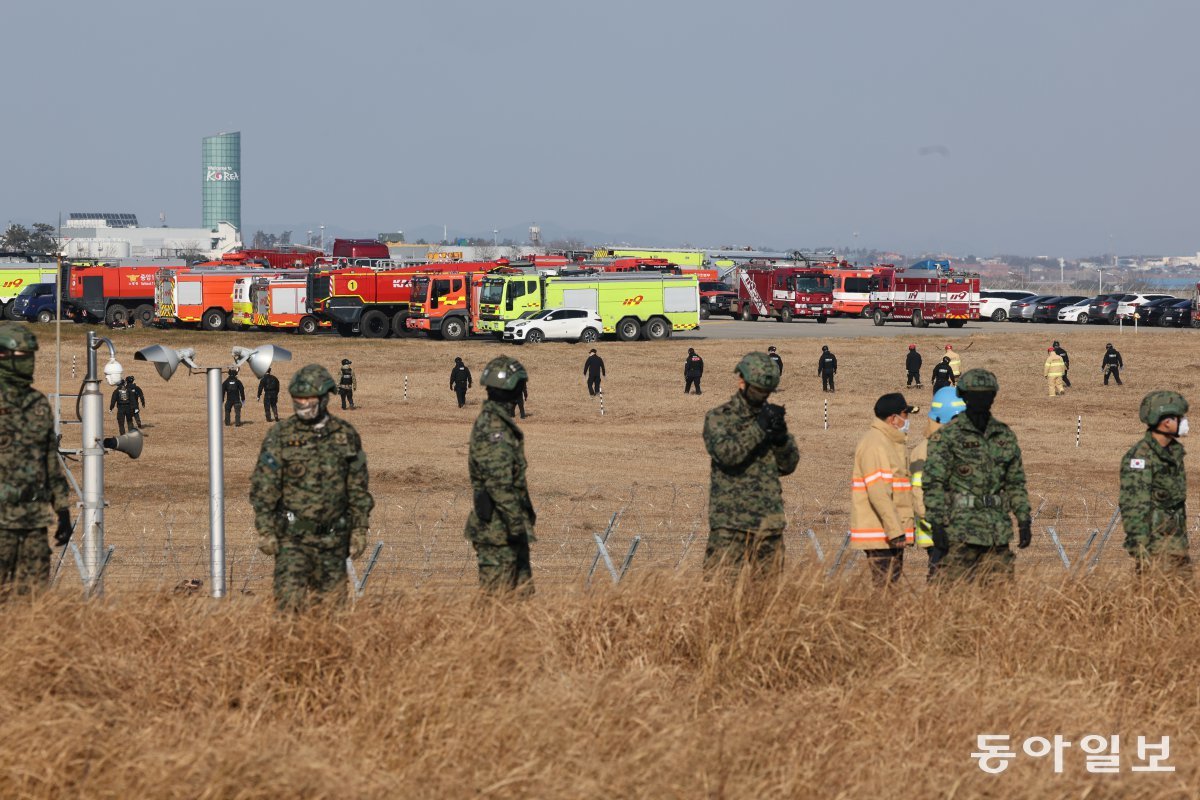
top-left (250, 230), bottom-right (293, 249)
top-left (2, 223), bottom-right (58, 254)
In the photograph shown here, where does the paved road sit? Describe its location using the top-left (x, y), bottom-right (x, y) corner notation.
top-left (677, 316), bottom-right (990, 341)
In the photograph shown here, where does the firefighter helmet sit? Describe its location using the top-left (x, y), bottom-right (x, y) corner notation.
top-left (1139, 390), bottom-right (1188, 427)
top-left (288, 364), bottom-right (337, 397)
top-left (957, 368), bottom-right (999, 393)
top-left (734, 352), bottom-right (780, 391)
top-left (0, 322), bottom-right (38, 352)
top-left (929, 386), bottom-right (966, 424)
top-left (481, 356), bottom-right (527, 390)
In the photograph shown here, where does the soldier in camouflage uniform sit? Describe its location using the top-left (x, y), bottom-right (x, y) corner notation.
top-left (703, 352), bottom-right (799, 573)
top-left (1119, 391), bottom-right (1190, 576)
top-left (464, 356), bottom-right (536, 594)
top-left (0, 323), bottom-right (72, 595)
top-left (923, 368), bottom-right (1032, 583)
top-left (250, 364), bottom-right (374, 611)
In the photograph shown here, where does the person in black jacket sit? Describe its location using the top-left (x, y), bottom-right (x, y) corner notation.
top-left (110, 380), bottom-right (137, 435)
top-left (930, 356), bottom-right (954, 392)
top-left (767, 345), bottom-right (783, 376)
top-left (516, 379), bottom-right (528, 419)
top-left (1052, 340), bottom-right (1071, 388)
top-left (256, 368), bottom-right (281, 421)
top-left (450, 356), bottom-right (472, 408)
top-left (223, 367), bottom-right (246, 427)
top-left (1102, 343), bottom-right (1124, 385)
top-left (583, 349), bottom-right (605, 396)
top-left (684, 348), bottom-right (704, 394)
top-left (817, 345), bottom-right (837, 392)
top-left (905, 344), bottom-right (923, 388)
top-left (126, 375), bottom-right (146, 428)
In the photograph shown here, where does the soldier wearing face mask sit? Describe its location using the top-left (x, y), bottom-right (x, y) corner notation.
top-left (1119, 391), bottom-right (1191, 577)
top-left (0, 322), bottom-right (73, 595)
top-left (702, 352), bottom-right (799, 574)
top-left (249, 364), bottom-right (375, 611)
top-left (849, 393), bottom-right (919, 584)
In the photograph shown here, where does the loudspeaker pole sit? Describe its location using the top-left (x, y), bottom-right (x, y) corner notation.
top-left (207, 367), bottom-right (226, 598)
top-left (81, 331), bottom-right (109, 596)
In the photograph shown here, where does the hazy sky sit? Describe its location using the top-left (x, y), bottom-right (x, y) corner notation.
top-left (6, 0), bottom-right (1198, 256)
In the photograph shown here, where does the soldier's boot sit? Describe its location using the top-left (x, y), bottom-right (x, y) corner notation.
top-left (235, 405), bottom-right (243, 426)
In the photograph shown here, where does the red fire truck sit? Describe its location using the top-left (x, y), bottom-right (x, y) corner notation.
top-left (308, 261), bottom-right (494, 337)
top-left (730, 262), bottom-right (834, 323)
top-left (221, 246), bottom-right (324, 269)
top-left (67, 260), bottom-right (188, 326)
top-left (869, 266), bottom-right (980, 328)
top-left (154, 267), bottom-right (275, 330)
top-left (407, 269), bottom-right (494, 340)
top-left (825, 264), bottom-right (896, 317)
top-left (250, 275), bottom-right (329, 334)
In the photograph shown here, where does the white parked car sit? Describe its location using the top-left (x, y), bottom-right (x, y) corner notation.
top-left (503, 307), bottom-right (603, 344)
top-left (1056, 298), bottom-right (1093, 323)
top-left (1116, 293), bottom-right (1176, 320)
top-left (979, 290), bottom-right (1037, 322)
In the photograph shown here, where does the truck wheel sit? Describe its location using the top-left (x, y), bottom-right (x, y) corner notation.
top-left (360, 310), bottom-right (389, 339)
top-left (132, 304), bottom-right (154, 327)
top-left (1, 301), bottom-right (18, 321)
top-left (616, 317), bottom-right (641, 341)
top-left (860, 306), bottom-right (874, 318)
top-left (816, 316), bottom-right (828, 324)
top-left (873, 310), bottom-right (885, 327)
top-left (947, 320), bottom-right (966, 329)
top-left (525, 328), bottom-right (544, 343)
top-left (911, 310), bottom-right (927, 328)
top-left (298, 315), bottom-right (319, 335)
top-left (779, 308), bottom-right (793, 323)
top-left (105, 304), bottom-right (129, 327)
top-left (580, 327), bottom-right (599, 343)
top-left (699, 305), bottom-right (710, 320)
top-left (740, 305), bottom-right (757, 322)
top-left (36, 309), bottom-right (54, 324)
top-left (642, 317), bottom-right (669, 340)
top-left (200, 308), bottom-right (226, 331)
top-left (390, 314), bottom-right (410, 337)
top-left (991, 309), bottom-right (1007, 322)
top-left (442, 316), bottom-right (468, 341)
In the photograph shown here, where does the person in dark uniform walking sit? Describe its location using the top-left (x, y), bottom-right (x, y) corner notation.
top-left (1103, 343), bottom-right (1124, 385)
top-left (1052, 340), bottom-right (1071, 388)
top-left (110, 380), bottom-right (137, 435)
top-left (583, 349), bottom-right (605, 396)
top-left (767, 345), bottom-right (783, 376)
top-left (684, 348), bottom-right (704, 394)
top-left (338, 359), bottom-right (357, 410)
top-left (256, 367), bottom-right (281, 422)
top-left (125, 375), bottom-right (146, 428)
top-left (931, 356), bottom-right (954, 392)
top-left (450, 356), bottom-right (473, 408)
top-left (817, 345), bottom-right (837, 392)
top-left (222, 367), bottom-right (246, 427)
top-left (516, 378), bottom-right (528, 419)
top-left (905, 344), bottom-right (923, 388)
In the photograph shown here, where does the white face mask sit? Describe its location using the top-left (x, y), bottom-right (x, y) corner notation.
top-left (1179, 417), bottom-right (1189, 437)
top-left (899, 417), bottom-right (911, 435)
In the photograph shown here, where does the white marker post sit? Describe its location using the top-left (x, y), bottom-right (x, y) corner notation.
top-left (1076, 415), bottom-right (1081, 448)
top-left (599, 389), bottom-right (605, 416)
top-left (403, 375), bottom-right (408, 401)
top-left (823, 399), bottom-right (828, 430)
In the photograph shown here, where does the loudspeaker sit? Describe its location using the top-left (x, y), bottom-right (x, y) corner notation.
top-left (102, 429), bottom-right (143, 459)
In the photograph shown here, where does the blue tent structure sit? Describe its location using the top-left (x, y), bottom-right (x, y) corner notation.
top-left (908, 259), bottom-right (951, 271)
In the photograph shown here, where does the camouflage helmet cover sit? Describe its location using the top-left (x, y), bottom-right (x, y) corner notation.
top-left (734, 352), bottom-right (780, 391)
top-left (481, 356), bottom-right (528, 390)
top-left (1139, 390), bottom-right (1188, 427)
top-left (0, 322), bottom-right (38, 352)
top-left (957, 368), bottom-right (999, 393)
top-left (288, 364), bottom-right (337, 397)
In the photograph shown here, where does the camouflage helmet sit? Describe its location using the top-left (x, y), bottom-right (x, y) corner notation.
top-left (734, 352), bottom-right (780, 391)
top-left (1139, 390), bottom-right (1188, 427)
top-left (0, 322), bottom-right (37, 352)
top-left (957, 368), bottom-right (999, 393)
top-left (288, 364), bottom-right (337, 397)
top-left (481, 356), bottom-right (527, 390)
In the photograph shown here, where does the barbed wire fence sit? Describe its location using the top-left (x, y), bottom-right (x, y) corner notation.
top-left (72, 482), bottom-right (1200, 598)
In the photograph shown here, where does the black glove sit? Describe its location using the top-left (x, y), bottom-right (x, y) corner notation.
top-left (930, 521), bottom-right (949, 551)
top-left (1018, 520), bottom-right (1032, 549)
top-left (473, 489), bottom-right (494, 524)
top-left (755, 403), bottom-right (789, 444)
top-left (54, 508), bottom-right (72, 547)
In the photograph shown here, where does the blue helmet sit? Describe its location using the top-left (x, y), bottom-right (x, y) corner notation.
top-left (929, 386), bottom-right (966, 423)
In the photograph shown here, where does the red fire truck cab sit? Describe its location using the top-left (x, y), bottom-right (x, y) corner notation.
top-left (869, 266), bottom-right (980, 328)
top-left (731, 263), bottom-right (834, 323)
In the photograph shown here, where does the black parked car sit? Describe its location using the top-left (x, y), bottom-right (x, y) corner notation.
top-left (1159, 300), bottom-right (1194, 327)
top-left (1032, 295), bottom-right (1086, 322)
top-left (1133, 297), bottom-right (1184, 326)
top-left (1087, 293), bottom-right (1131, 324)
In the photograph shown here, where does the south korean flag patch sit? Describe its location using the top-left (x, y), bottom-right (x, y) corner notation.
top-left (1129, 458), bottom-right (1146, 470)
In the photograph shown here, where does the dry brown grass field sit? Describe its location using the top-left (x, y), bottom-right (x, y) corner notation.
top-left (2, 321), bottom-right (1197, 797)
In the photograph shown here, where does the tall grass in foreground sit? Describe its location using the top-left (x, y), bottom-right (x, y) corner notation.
top-left (0, 573), bottom-right (1196, 799)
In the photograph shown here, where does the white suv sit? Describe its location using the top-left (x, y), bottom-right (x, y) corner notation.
top-left (979, 290), bottom-right (1037, 322)
top-left (503, 308), bottom-right (603, 344)
top-left (1117, 294), bottom-right (1176, 320)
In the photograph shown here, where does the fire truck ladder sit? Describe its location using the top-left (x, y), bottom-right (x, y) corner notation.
top-left (738, 270), bottom-right (770, 316)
